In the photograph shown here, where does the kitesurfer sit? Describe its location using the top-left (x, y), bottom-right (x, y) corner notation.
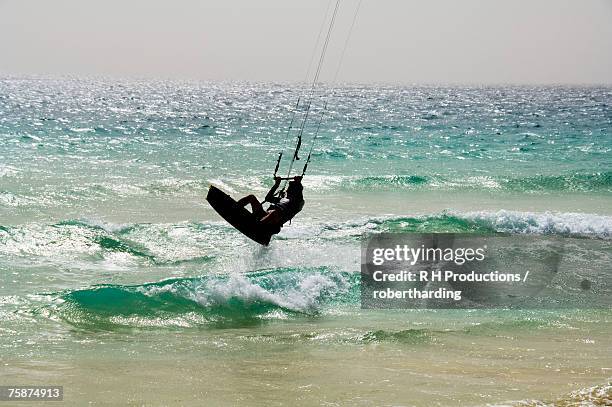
top-left (237, 176), bottom-right (305, 235)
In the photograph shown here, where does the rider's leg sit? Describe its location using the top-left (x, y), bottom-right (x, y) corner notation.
top-left (237, 195), bottom-right (266, 218)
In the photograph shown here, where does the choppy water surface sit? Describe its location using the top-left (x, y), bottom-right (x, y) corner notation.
top-left (0, 77), bottom-right (610, 406)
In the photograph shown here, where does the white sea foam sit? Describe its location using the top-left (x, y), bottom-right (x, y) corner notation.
top-left (136, 270), bottom-right (349, 314)
top-left (0, 164), bottom-right (19, 177)
top-left (0, 191), bottom-right (28, 207)
top-left (77, 218), bottom-right (134, 234)
top-left (455, 210), bottom-right (612, 238)
top-left (191, 272), bottom-right (348, 313)
top-left (488, 382), bottom-right (612, 406)
top-left (77, 218), bottom-right (134, 233)
top-left (0, 223), bottom-right (99, 257)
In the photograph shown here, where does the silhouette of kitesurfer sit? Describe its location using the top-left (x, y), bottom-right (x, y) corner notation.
top-left (237, 176), bottom-right (304, 236)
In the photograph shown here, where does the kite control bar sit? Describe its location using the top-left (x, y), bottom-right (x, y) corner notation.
top-left (276, 176), bottom-right (302, 181)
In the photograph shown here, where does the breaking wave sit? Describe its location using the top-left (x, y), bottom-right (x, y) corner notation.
top-left (325, 210), bottom-right (612, 239)
top-left (51, 267), bottom-right (358, 329)
top-left (490, 382), bottom-right (611, 407)
top-left (1, 210), bottom-right (609, 267)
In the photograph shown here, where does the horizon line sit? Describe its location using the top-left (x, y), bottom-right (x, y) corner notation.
top-left (1, 72), bottom-right (611, 88)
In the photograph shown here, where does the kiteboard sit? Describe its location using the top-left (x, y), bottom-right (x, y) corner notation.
top-left (206, 185), bottom-right (273, 246)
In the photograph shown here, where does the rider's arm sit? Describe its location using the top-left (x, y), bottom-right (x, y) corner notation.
top-left (264, 177), bottom-right (282, 203)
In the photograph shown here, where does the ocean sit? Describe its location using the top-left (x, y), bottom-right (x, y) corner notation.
top-left (0, 77), bottom-right (610, 406)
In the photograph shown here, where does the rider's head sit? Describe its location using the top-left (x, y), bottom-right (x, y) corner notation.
top-left (286, 179), bottom-right (303, 199)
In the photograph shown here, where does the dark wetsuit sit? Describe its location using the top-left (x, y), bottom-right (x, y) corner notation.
top-left (267, 196), bottom-right (304, 224)
top-left (262, 180), bottom-right (304, 232)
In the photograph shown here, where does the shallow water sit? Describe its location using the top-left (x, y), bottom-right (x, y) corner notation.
top-left (0, 77), bottom-right (610, 406)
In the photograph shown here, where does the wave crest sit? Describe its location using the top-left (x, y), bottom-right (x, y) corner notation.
top-left (368, 211), bottom-right (612, 239)
top-left (52, 268), bottom-right (358, 329)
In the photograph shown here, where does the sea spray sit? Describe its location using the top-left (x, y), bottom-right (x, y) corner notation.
top-left (52, 268), bottom-right (359, 329)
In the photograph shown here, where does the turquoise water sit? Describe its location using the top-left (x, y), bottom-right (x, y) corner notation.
top-left (1, 78), bottom-right (611, 406)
